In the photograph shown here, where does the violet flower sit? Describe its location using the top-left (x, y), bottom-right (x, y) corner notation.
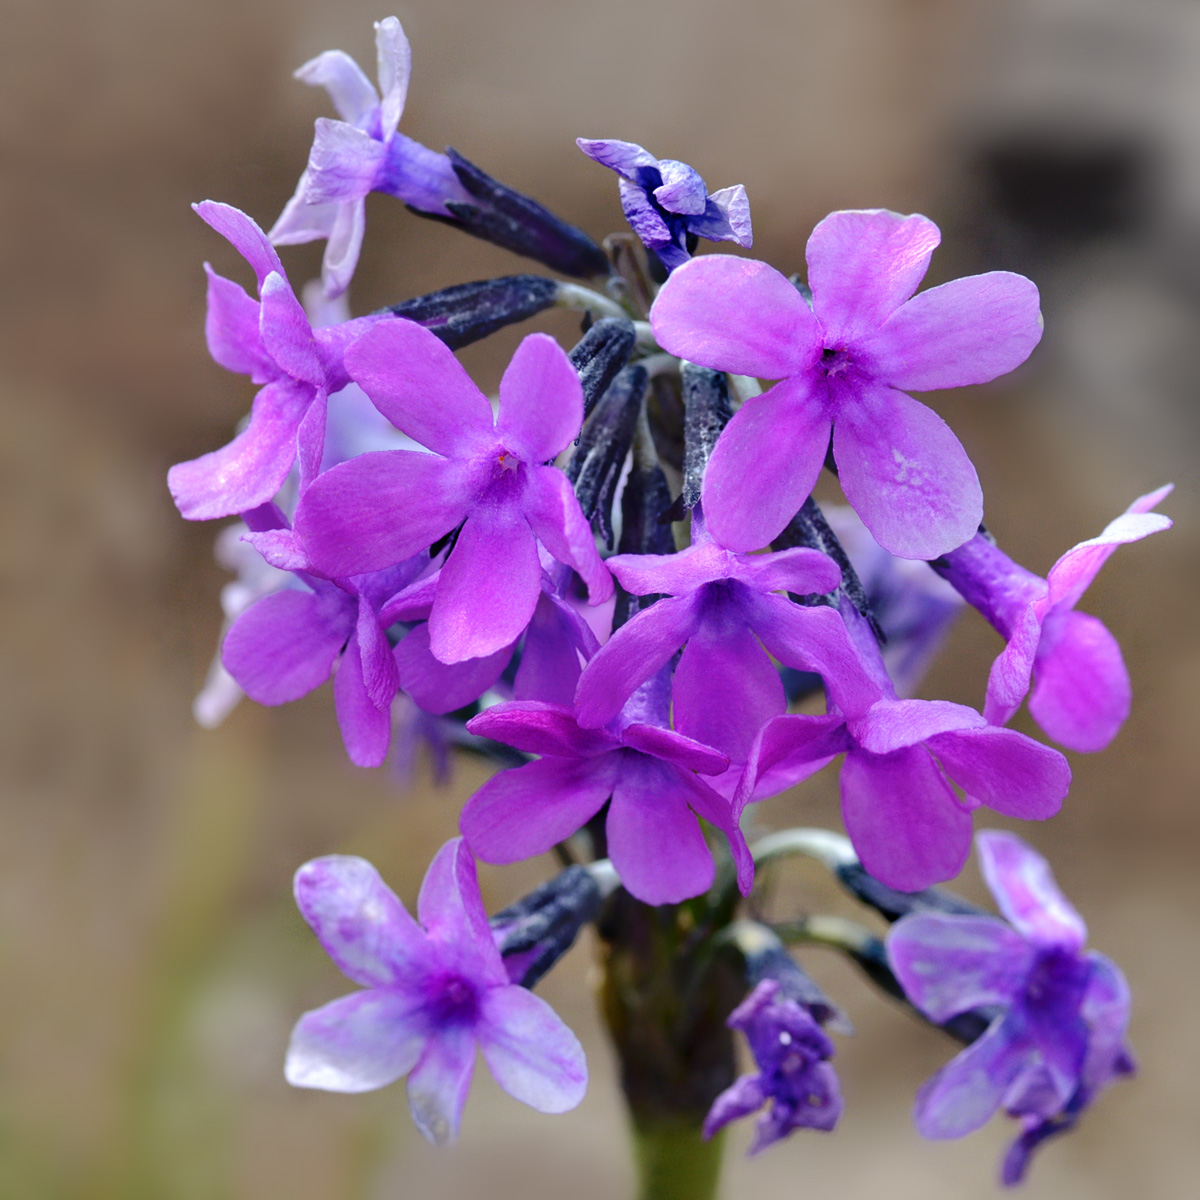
top-left (286, 840), bottom-right (587, 1144)
top-left (294, 321), bottom-right (612, 664)
top-left (703, 979), bottom-right (842, 1152)
top-left (887, 831), bottom-right (1134, 1181)
top-left (270, 17), bottom-right (471, 298)
top-left (650, 210), bottom-right (1043, 559)
top-left (576, 138), bottom-right (752, 271)
top-left (935, 485), bottom-right (1173, 752)
top-left (459, 677), bottom-right (752, 906)
top-left (168, 203), bottom-right (394, 521)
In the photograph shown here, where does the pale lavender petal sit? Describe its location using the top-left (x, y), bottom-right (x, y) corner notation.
top-left (702, 377), bottom-right (833, 553)
top-left (476, 986), bottom-right (587, 1112)
top-left (734, 714), bottom-right (850, 811)
top-left (976, 830), bottom-right (1087, 951)
top-left (394, 623), bottom-right (513, 714)
top-left (672, 619), bottom-right (785, 764)
top-left (334, 632), bottom-right (392, 767)
top-left (840, 746), bottom-right (972, 890)
top-left (496, 333), bottom-right (584, 463)
top-left (522, 466), bottom-right (612, 603)
top-left (222, 587), bottom-right (352, 703)
top-left (806, 210), bottom-right (939, 344)
top-left (866, 272), bottom-right (1043, 390)
top-left (259, 272), bottom-right (322, 386)
top-left (928, 726), bottom-right (1070, 820)
top-left (193, 201), bottom-right (285, 290)
top-left (654, 159), bottom-right (708, 215)
top-left (887, 913), bottom-right (1034, 1022)
top-left (168, 377), bottom-right (312, 520)
top-left (575, 137), bottom-right (659, 181)
top-left (294, 49), bottom-right (378, 125)
top-left (1080, 953), bottom-right (1133, 1085)
top-left (621, 723), bottom-right (730, 775)
top-left (203, 266), bottom-right (271, 380)
top-left (650, 254), bottom-right (822, 378)
top-left (320, 198), bottom-right (367, 300)
top-left (344, 319), bottom-right (495, 455)
top-left (832, 383), bottom-right (981, 560)
top-left (983, 601), bottom-right (1044, 726)
top-left (914, 1017), bottom-right (1028, 1139)
top-left (294, 449), bottom-right (470, 577)
top-left (407, 1026), bottom-right (476, 1145)
top-left (850, 698), bottom-right (984, 754)
top-left (304, 119), bottom-right (386, 205)
top-left (293, 854), bottom-right (430, 988)
top-left (428, 507), bottom-right (542, 664)
top-left (374, 16), bottom-right (412, 135)
top-left (286, 990), bottom-right (429, 1092)
top-left (1029, 610), bottom-right (1130, 752)
top-left (619, 179), bottom-right (680, 262)
top-left (607, 758), bottom-right (715, 904)
top-left (269, 177), bottom-right (340, 246)
top-left (606, 542), bottom-right (726, 596)
top-left (573, 593), bottom-right (703, 729)
top-left (513, 592), bottom-right (594, 706)
top-left (733, 546), bottom-right (842, 597)
top-left (242, 527), bottom-right (308, 571)
top-left (703, 184), bottom-right (753, 246)
top-left (460, 754), bottom-right (620, 863)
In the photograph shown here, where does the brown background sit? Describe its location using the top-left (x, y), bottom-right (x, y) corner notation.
top-left (2, 1), bottom-right (1198, 1196)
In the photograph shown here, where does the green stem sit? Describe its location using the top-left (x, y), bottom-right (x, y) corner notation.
top-left (631, 1122), bottom-right (725, 1200)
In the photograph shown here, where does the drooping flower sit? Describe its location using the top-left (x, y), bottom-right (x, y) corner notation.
top-left (168, 203), bottom-right (396, 521)
top-left (286, 841), bottom-right (587, 1144)
top-left (887, 831), bottom-right (1134, 1181)
top-left (270, 17), bottom-right (471, 298)
top-left (650, 209), bottom-right (1043, 559)
top-left (935, 485), bottom-right (1173, 752)
top-left (576, 138), bottom-right (752, 270)
top-left (703, 980), bottom-right (842, 1152)
top-left (294, 321), bottom-right (612, 664)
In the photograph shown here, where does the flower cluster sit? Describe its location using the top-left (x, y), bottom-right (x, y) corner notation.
top-left (175, 14), bottom-right (1166, 1178)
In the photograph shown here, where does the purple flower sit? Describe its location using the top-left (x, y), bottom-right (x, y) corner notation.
top-left (573, 508), bottom-right (846, 765)
top-left (459, 682), bottom-right (752, 906)
top-left (294, 321), bottom-right (612, 664)
top-left (650, 210), bottom-right (1043, 559)
top-left (576, 138), bottom-right (752, 271)
top-left (703, 980), bottom-right (842, 1152)
top-left (286, 840), bottom-right (587, 1144)
top-left (168, 203), bottom-right (394, 521)
top-left (887, 831), bottom-right (1133, 1179)
top-left (270, 17), bottom-right (471, 298)
top-left (936, 485), bottom-right (1173, 752)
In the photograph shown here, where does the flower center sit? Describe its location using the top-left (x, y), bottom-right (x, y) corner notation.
top-left (432, 975), bottom-right (480, 1025)
top-left (820, 346), bottom-right (852, 377)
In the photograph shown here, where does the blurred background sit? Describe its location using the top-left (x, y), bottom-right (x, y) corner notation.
top-left (2, 0), bottom-right (1198, 1196)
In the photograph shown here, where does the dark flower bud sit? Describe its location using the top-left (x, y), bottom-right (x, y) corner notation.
top-left (568, 317), bottom-right (638, 418)
top-left (613, 419), bottom-right (676, 629)
top-left (732, 922), bottom-right (850, 1033)
top-left (680, 363), bottom-right (733, 509)
top-left (834, 861), bottom-right (989, 923)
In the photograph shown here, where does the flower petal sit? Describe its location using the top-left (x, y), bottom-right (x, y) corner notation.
top-left (394, 623), bottom-right (513, 714)
top-left (887, 912), bottom-right (1034, 1022)
top-left (650, 254), bottom-right (821, 378)
top-left (703, 1074), bottom-right (767, 1139)
top-left (850, 698), bottom-right (984, 755)
top-left (269, 176), bottom-right (340, 246)
top-left (513, 592), bottom-right (596, 707)
top-left (417, 838), bottom-right (506, 984)
top-left (699, 184), bottom-right (753, 246)
top-left (374, 16), bottom-right (412, 135)
top-left (606, 542), bottom-right (727, 596)
top-left (203, 266), bottom-right (271, 380)
top-left (334, 632), bottom-right (393, 767)
top-left (522, 465), bottom-right (612, 603)
top-left (983, 600), bottom-right (1044, 727)
top-left (304, 119), bottom-right (386, 205)
top-left (476, 985), bottom-right (587, 1113)
top-left (259, 272), bottom-right (322, 386)
top-left (467, 700), bottom-right (617, 758)
top-left (806, 210), bottom-right (939, 344)
top-left (702, 376), bottom-right (833, 553)
top-left (343, 319), bottom-right (495, 455)
top-left (832, 383), bottom-right (981, 560)
top-left (976, 830), bottom-right (1087, 951)
top-left (194, 201), bottom-right (286, 291)
top-left (286, 989), bottom-right (429, 1092)
top-left (319, 198), bottom-right (367, 300)
top-left (735, 713), bottom-right (849, 810)
top-left (294, 49), bottom-right (378, 126)
top-left (866, 272), bottom-right (1043, 390)
top-left (496, 333), bottom-right (584, 462)
top-left (576, 137), bottom-right (660, 181)
top-left (407, 1025), bottom-right (476, 1145)
top-left (734, 546), bottom-right (842, 597)
top-left (621, 723), bottom-right (730, 775)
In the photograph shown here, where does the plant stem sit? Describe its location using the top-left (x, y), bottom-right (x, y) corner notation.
top-left (631, 1121), bottom-right (725, 1200)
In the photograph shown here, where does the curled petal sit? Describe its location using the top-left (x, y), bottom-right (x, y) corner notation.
top-left (334, 632), bottom-right (392, 767)
top-left (703, 1074), bottom-right (766, 1140)
top-left (194, 201), bottom-right (285, 290)
top-left (259, 272), bottom-right (322, 386)
top-left (407, 1025), bottom-right (476, 1146)
top-left (467, 700), bottom-right (617, 758)
top-left (374, 16), bottom-right (412, 135)
top-left (294, 49), bottom-right (378, 126)
top-left (699, 184), bottom-right (753, 246)
top-left (621, 723), bottom-right (730, 775)
top-left (496, 332), bottom-right (584, 463)
top-left (735, 713), bottom-right (848, 811)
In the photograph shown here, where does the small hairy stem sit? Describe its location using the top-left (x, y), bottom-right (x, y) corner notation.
top-left (751, 827), bottom-right (856, 871)
top-left (556, 282), bottom-right (656, 347)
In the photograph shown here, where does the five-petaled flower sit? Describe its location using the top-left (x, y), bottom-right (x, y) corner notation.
top-left (286, 839), bottom-right (587, 1144)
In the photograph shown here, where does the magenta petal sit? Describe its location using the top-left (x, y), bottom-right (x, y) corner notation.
top-left (467, 700), bottom-right (617, 758)
top-left (850, 698), bottom-right (984, 755)
top-left (702, 377), bottom-right (833, 553)
top-left (460, 755), bottom-right (619, 862)
top-left (1029, 610), bottom-right (1130, 753)
top-left (259, 272), bottom-right (322, 386)
top-left (867, 272), bottom-right (1043, 390)
top-left (976, 830), bottom-right (1087, 951)
top-left (513, 593), bottom-right (595, 707)
top-left (840, 746), bottom-right (972, 890)
top-left (913, 1018), bottom-right (1027, 1139)
top-left (496, 333), bottom-right (585, 463)
top-left (806, 210), bottom-right (939, 343)
top-left (407, 1026), bottom-right (476, 1146)
top-left (334, 633), bottom-right (393, 767)
top-left (621, 723), bottom-right (730, 775)
top-left (194, 201), bottom-right (285, 289)
top-left (734, 546), bottom-right (842, 597)
top-left (428, 507), bottom-right (542, 663)
top-left (735, 713), bottom-right (849, 809)
top-left (343, 320), bottom-right (494, 455)
top-left (650, 254), bottom-right (822, 377)
top-left (983, 600), bottom-right (1044, 726)
top-left (293, 854), bottom-right (431, 988)
top-left (522, 466), bottom-right (612, 603)
top-left (417, 839), bottom-right (505, 986)
top-left (574, 593), bottom-right (703, 728)
top-left (832, 383), bottom-right (981, 559)
top-left (168, 377), bottom-right (312, 520)
top-left (674, 769), bottom-right (755, 896)
top-left (606, 542), bottom-right (726, 596)
top-left (888, 913), bottom-right (1033, 1023)
top-left (927, 726), bottom-right (1069, 820)
top-left (606, 758), bottom-right (715, 904)
top-left (296, 389), bottom-right (328, 492)
top-left (394, 623), bottom-right (512, 714)
top-left (476, 986), bottom-right (587, 1113)
top-left (203, 266), bottom-right (271, 380)
top-left (286, 989), bottom-right (429, 1093)
top-left (295, 450), bottom-right (470, 577)
top-left (354, 597), bottom-right (399, 710)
